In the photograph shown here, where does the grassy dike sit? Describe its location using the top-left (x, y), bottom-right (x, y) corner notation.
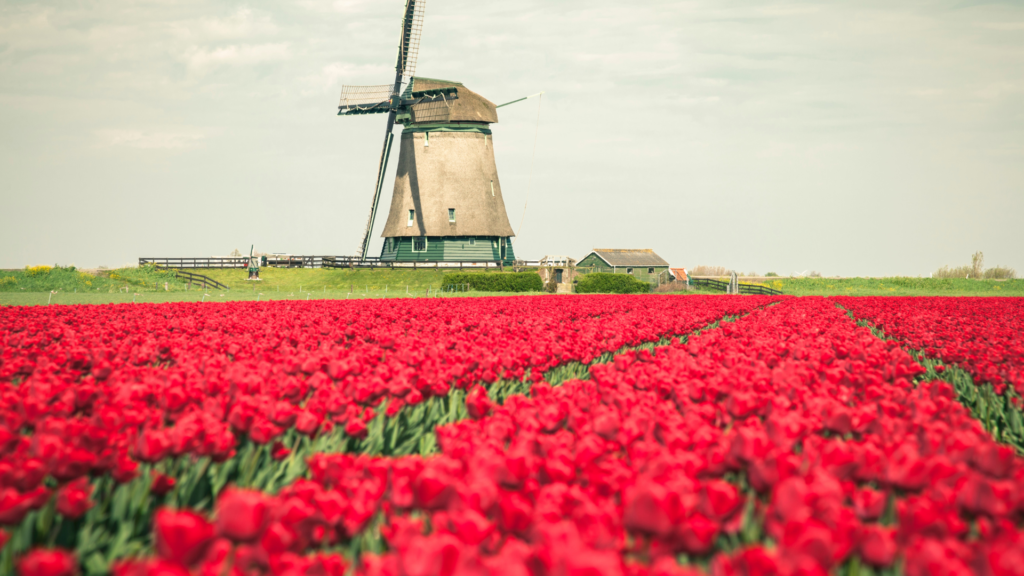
top-left (3, 265), bottom-right (1023, 306)
top-left (772, 276), bottom-right (1024, 296)
top-left (678, 276), bottom-right (1024, 296)
top-left (0, 267), bottom-right (545, 306)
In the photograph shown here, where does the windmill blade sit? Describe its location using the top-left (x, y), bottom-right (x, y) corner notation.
top-left (355, 129), bottom-right (395, 260)
top-left (397, 0), bottom-right (426, 84)
top-left (354, 0), bottom-right (428, 261)
top-left (338, 84), bottom-right (393, 114)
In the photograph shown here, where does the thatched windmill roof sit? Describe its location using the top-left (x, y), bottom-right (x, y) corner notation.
top-left (404, 77), bottom-right (498, 124)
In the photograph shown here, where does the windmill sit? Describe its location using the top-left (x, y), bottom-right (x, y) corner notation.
top-left (338, 0), bottom-right (538, 264)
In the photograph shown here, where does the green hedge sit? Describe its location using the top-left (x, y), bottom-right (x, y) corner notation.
top-left (576, 273), bottom-right (650, 294)
top-left (442, 272), bottom-right (543, 293)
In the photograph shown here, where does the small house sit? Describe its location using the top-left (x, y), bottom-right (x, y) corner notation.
top-left (577, 249), bottom-right (671, 283)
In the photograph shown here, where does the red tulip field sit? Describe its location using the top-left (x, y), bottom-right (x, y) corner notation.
top-left (1, 295), bottom-right (1023, 576)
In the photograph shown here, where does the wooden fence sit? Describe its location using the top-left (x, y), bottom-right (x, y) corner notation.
top-left (170, 269), bottom-right (230, 291)
top-left (140, 257), bottom-right (248, 269)
top-left (690, 277), bottom-right (784, 296)
top-left (322, 257), bottom-right (527, 271)
top-left (141, 257), bottom-right (541, 270)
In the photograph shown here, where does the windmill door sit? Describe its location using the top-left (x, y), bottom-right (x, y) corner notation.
top-left (555, 269), bottom-right (563, 283)
top-left (500, 238), bottom-right (507, 260)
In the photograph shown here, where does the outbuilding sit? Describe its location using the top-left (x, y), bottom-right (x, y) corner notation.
top-left (577, 249), bottom-right (671, 283)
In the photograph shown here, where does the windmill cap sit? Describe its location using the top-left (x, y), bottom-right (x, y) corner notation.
top-left (405, 77), bottom-right (498, 124)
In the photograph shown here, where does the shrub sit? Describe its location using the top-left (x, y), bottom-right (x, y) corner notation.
top-left (691, 265), bottom-right (729, 276)
top-left (442, 272), bottom-right (543, 293)
top-left (25, 265), bottom-right (54, 277)
top-left (984, 266), bottom-right (1016, 280)
top-left (934, 252), bottom-right (1016, 279)
top-left (766, 272), bottom-right (779, 277)
top-left (576, 273), bottom-right (650, 294)
top-left (934, 265), bottom-right (971, 279)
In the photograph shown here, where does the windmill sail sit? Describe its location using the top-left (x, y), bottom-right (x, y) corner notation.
top-left (339, 84), bottom-right (393, 113)
top-left (354, 0), bottom-right (426, 261)
top-left (398, 0), bottom-right (425, 83)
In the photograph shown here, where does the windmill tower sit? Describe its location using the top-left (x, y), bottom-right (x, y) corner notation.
top-left (337, 0), bottom-right (531, 264)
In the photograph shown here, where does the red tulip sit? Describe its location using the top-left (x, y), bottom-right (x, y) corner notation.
top-left (17, 548), bottom-right (77, 576)
top-left (153, 509), bottom-right (214, 567)
top-left (55, 478), bottom-right (93, 519)
top-left (215, 488), bottom-right (271, 543)
top-left (0, 487), bottom-right (37, 526)
top-left (465, 387), bottom-right (492, 420)
top-left (150, 473), bottom-right (176, 497)
top-left (851, 487), bottom-right (886, 521)
top-left (858, 525), bottom-right (896, 567)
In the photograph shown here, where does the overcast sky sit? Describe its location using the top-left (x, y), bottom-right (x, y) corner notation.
top-left (1, 0), bottom-right (1021, 276)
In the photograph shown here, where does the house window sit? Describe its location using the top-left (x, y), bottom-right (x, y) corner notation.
top-left (448, 208), bottom-right (456, 222)
top-left (648, 268), bottom-right (654, 274)
top-left (413, 237), bottom-right (427, 252)
top-left (407, 210), bottom-right (415, 227)
top-left (627, 268), bottom-right (633, 274)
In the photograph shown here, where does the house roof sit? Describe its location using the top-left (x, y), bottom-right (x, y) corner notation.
top-left (670, 268), bottom-right (688, 280)
top-left (587, 249), bottom-right (670, 267)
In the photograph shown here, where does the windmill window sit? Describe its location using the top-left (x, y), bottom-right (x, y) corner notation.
top-left (413, 237), bottom-right (427, 252)
top-left (469, 238), bottom-right (475, 245)
top-left (448, 208), bottom-right (455, 222)
top-left (490, 180), bottom-right (494, 197)
top-left (407, 210), bottom-right (414, 227)
top-left (424, 132), bottom-right (429, 147)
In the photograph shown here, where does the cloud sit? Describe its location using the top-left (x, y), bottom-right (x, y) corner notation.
top-left (294, 0), bottom-right (379, 14)
top-left (978, 22), bottom-right (1024, 30)
top-left (302, 62), bottom-right (394, 95)
top-left (181, 42), bottom-right (290, 74)
top-left (95, 130), bottom-right (206, 149)
top-left (199, 8), bottom-right (278, 38)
